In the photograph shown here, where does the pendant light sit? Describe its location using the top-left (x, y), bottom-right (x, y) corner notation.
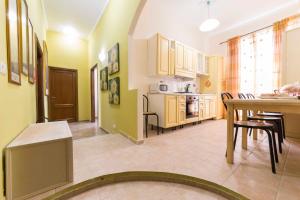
top-left (199, 0), bottom-right (220, 32)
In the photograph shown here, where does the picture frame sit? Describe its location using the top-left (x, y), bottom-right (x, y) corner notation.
top-left (108, 43), bottom-right (120, 75)
top-left (28, 19), bottom-right (34, 84)
top-left (20, 0), bottom-right (29, 76)
top-left (108, 77), bottom-right (120, 105)
top-left (43, 41), bottom-right (49, 95)
top-left (5, 0), bottom-right (21, 85)
top-left (100, 67), bottom-right (108, 91)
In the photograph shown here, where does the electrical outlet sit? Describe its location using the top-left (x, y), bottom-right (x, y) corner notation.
top-left (0, 62), bottom-right (7, 75)
top-left (112, 124), bottom-right (116, 129)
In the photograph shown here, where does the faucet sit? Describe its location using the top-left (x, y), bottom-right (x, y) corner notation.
top-left (185, 84), bottom-right (191, 93)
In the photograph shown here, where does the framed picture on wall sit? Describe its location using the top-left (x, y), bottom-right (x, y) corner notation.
top-left (43, 41), bottom-right (49, 95)
top-left (100, 67), bottom-right (108, 91)
top-left (21, 0), bottom-right (29, 76)
top-left (28, 19), bottom-right (34, 84)
top-left (108, 77), bottom-right (120, 105)
top-left (5, 0), bottom-right (21, 85)
top-left (108, 43), bottom-right (119, 75)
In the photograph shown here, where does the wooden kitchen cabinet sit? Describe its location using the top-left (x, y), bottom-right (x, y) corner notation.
top-left (148, 94), bottom-right (185, 128)
top-left (199, 95), bottom-right (217, 120)
top-left (174, 43), bottom-right (196, 79)
top-left (196, 53), bottom-right (209, 75)
top-left (185, 47), bottom-right (196, 74)
top-left (165, 95), bottom-right (178, 127)
top-left (177, 96), bottom-right (186, 125)
top-left (175, 42), bottom-right (185, 71)
top-left (148, 33), bottom-right (197, 79)
top-left (148, 34), bottom-right (171, 76)
top-left (200, 56), bottom-right (224, 119)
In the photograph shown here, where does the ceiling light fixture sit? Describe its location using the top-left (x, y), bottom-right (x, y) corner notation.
top-left (199, 0), bottom-right (220, 32)
top-left (62, 26), bottom-right (79, 37)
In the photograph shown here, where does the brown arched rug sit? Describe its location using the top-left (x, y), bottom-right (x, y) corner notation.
top-left (44, 171), bottom-right (249, 200)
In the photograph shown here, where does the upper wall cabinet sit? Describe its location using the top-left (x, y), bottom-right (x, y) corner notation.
top-left (148, 34), bottom-right (172, 76)
top-left (174, 42), bottom-right (196, 79)
top-left (196, 53), bottom-right (209, 76)
top-left (148, 33), bottom-right (197, 79)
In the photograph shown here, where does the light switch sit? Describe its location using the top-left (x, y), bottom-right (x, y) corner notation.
top-left (0, 62), bottom-right (7, 75)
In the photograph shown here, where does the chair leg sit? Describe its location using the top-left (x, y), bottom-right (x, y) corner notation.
top-left (281, 116), bottom-right (286, 139)
top-left (248, 128), bottom-right (252, 136)
top-left (155, 114), bottom-right (159, 136)
top-left (233, 127), bottom-right (239, 150)
top-left (145, 116), bottom-right (148, 138)
top-left (276, 121), bottom-right (283, 154)
top-left (266, 130), bottom-right (276, 174)
top-left (268, 129), bottom-right (279, 163)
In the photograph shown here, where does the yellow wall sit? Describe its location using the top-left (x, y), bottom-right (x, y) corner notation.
top-left (88, 0), bottom-right (141, 140)
top-left (0, 0), bottom-right (47, 199)
top-left (46, 31), bottom-right (90, 121)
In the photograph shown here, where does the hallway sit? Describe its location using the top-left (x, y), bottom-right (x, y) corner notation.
top-left (69, 121), bottom-right (107, 140)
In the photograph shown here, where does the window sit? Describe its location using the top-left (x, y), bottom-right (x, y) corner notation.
top-left (240, 27), bottom-right (275, 95)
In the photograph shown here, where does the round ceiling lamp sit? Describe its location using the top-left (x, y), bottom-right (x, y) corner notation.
top-left (199, 0), bottom-right (220, 32)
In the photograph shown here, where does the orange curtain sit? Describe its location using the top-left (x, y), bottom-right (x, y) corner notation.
top-left (226, 36), bottom-right (240, 97)
top-left (273, 14), bottom-right (300, 89)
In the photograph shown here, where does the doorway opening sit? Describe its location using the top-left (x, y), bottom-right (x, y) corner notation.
top-left (90, 64), bottom-right (99, 124)
top-left (35, 34), bottom-right (45, 123)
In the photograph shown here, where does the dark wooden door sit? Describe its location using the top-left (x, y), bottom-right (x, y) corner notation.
top-left (35, 34), bottom-right (45, 123)
top-left (49, 67), bottom-right (78, 122)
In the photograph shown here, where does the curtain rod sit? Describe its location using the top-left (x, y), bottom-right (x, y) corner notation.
top-left (218, 24), bottom-right (274, 45)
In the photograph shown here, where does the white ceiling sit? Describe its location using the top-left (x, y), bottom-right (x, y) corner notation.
top-left (134, 0), bottom-right (300, 37)
top-left (43, 0), bottom-right (109, 38)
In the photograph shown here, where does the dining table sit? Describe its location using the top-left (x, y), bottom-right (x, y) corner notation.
top-left (225, 98), bottom-right (300, 164)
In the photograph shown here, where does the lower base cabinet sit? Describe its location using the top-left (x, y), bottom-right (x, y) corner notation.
top-left (148, 94), bottom-right (217, 129)
top-left (201, 95), bottom-right (217, 120)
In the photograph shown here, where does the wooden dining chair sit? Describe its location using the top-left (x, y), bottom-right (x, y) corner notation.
top-left (246, 93), bottom-right (286, 139)
top-left (239, 93), bottom-right (283, 153)
top-left (221, 92), bottom-right (278, 173)
top-left (143, 95), bottom-right (159, 138)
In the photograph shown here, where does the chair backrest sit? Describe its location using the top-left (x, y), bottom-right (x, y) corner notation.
top-left (221, 92), bottom-right (240, 121)
top-left (238, 93), bottom-right (247, 99)
top-left (246, 93), bottom-right (255, 99)
top-left (143, 95), bottom-right (149, 113)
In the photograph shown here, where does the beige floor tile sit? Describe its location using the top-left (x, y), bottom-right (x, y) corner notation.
top-left (276, 175), bottom-right (300, 200)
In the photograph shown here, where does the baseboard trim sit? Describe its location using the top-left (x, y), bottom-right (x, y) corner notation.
top-left (119, 130), bottom-right (144, 145)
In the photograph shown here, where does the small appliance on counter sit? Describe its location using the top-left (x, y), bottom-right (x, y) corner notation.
top-left (149, 81), bottom-right (169, 93)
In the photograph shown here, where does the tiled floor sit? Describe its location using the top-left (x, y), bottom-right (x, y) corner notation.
top-left (69, 120), bottom-right (107, 140)
top-left (32, 120), bottom-right (300, 200)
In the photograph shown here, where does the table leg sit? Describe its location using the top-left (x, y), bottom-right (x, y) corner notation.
top-left (227, 104), bottom-right (234, 164)
top-left (252, 110), bottom-right (258, 140)
top-left (242, 109), bottom-right (248, 150)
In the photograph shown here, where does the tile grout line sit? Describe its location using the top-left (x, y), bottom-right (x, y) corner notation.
top-left (274, 140), bottom-right (291, 200)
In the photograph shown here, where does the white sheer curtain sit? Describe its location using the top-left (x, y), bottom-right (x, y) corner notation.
top-left (240, 27), bottom-right (275, 96)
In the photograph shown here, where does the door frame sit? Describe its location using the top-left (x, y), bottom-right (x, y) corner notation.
top-left (48, 66), bottom-right (79, 122)
top-left (35, 34), bottom-right (45, 123)
top-left (90, 64), bottom-right (98, 122)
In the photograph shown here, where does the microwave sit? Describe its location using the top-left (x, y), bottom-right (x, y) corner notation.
top-left (149, 83), bottom-right (169, 93)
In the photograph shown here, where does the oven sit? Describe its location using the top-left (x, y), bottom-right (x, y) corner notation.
top-left (186, 95), bottom-right (199, 119)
